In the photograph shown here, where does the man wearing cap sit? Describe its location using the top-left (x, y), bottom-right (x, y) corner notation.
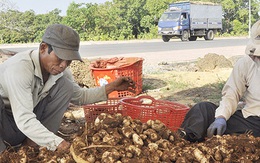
top-left (0, 24), bottom-right (135, 153)
top-left (178, 20), bottom-right (260, 142)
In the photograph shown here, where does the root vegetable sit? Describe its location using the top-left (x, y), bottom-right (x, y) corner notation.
top-left (103, 135), bottom-right (114, 145)
top-left (214, 149), bottom-right (222, 161)
top-left (150, 132), bottom-right (159, 141)
top-left (141, 123), bottom-right (149, 130)
top-left (183, 151), bottom-right (195, 162)
top-left (161, 150), bottom-right (172, 162)
top-left (239, 157), bottom-right (254, 163)
top-left (223, 157), bottom-right (232, 163)
top-left (132, 133), bottom-right (144, 146)
top-left (102, 130), bottom-right (122, 146)
top-left (143, 129), bottom-right (159, 142)
top-left (141, 146), bottom-right (150, 156)
top-left (251, 154), bottom-right (260, 161)
top-left (121, 157), bottom-right (131, 163)
top-left (121, 138), bottom-right (132, 146)
top-left (169, 134), bottom-right (175, 143)
top-left (193, 148), bottom-right (208, 163)
top-left (97, 129), bottom-right (108, 137)
top-left (122, 126), bottom-right (134, 138)
top-left (146, 120), bottom-right (153, 127)
top-left (101, 149), bottom-right (120, 162)
top-left (156, 139), bottom-right (171, 149)
top-left (85, 154), bottom-right (95, 163)
top-left (159, 128), bottom-right (172, 139)
top-left (148, 155), bottom-right (160, 162)
top-left (94, 113), bottom-right (107, 126)
top-left (102, 116), bottom-right (120, 128)
top-left (197, 144), bottom-right (212, 155)
top-left (148, 143), bottom-right (158, 152)
top-left (244, 146), bottom-right (254, 153)
top-left (126, 152), bottom-right (133, 158)
top-left (70, 145), bottom-right (87, 163)
top-left (101, 151), bottom-right (115, 162)
top-left (92, 133), bottom-right (101, 144)
top-left (17, 149), bottom-right (27, 163)
top-left (168, 148), bottom-right (179, 161)
top-left (176, 157), bottom-right (187, 163)
top-left (114, 113), bottom-right (123, 123)
top-left (175, 140), bottom-right (186, 147)
top-left (219, 146), bottom-right (233, 157)
top-left (139, 134), bottom-right (147, 140)
top-left (122, 116), bottom-right (132, 127)
top-left (149, 119), bottom-right (166, 132)
top-left (126, 145), bottom-right (141, 156)
top-left (134, 124), bottom-right (143, 134)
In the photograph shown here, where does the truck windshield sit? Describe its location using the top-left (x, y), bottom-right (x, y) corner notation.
top-left (159, 13), bottom-right (180, 21)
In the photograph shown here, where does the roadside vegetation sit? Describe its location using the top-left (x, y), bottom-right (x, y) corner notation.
top-left (0, 0), bottom-right (259, 43)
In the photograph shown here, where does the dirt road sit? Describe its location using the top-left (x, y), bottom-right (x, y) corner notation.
top-left (87, 42), bottom-right (246, 62)
top-left (0, 37), bottom-right (247, 65)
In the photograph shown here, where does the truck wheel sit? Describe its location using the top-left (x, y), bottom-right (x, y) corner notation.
top-left (181, 30), bottom-right (189, 41)
top-left (162, 36), bottom-right (170, 42)
top-left (188, 36), bottom-right (197, 41)
top-left (204, 30), bottom-right (214, 40)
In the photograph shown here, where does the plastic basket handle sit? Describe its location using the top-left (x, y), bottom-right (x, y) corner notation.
top-left (135, 95), bottom-right (156, 104)
top-left (154, 105), bottom-right (174, 114)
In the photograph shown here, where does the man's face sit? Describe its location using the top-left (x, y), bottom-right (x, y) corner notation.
top-left (40, 43), bottom-right (72, 75)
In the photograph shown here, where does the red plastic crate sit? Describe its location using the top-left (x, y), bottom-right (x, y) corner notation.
top-left (90, 57), bottom-right (143, 98)
top-left (83, 98), bottom-right (122, 122)
top-left (120, 96), bottom-right (190, 131)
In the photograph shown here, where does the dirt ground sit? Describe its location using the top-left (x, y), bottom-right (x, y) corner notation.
top-left (1, 50), bottom-right (259, 162)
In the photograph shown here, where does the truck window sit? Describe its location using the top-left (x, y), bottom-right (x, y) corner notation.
top-left (181, 13), bottom-right (187, 20)
top-left (159, 13), bottom-right (180, 21)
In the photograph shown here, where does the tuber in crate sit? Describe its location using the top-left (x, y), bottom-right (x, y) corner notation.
top-left (90, 57), bottom-right (144, 98)
top-left (83, 98), bottom-right (122, 122)
top-left (120, 95), bottom-right (190, 131)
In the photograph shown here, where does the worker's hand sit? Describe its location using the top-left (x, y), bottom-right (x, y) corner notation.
top-left (57, 140), bottom-right (70, 151)
top-left (207, 117), bottom-right (227, 138)
top-left (105, 76), bottom-right (136, 94)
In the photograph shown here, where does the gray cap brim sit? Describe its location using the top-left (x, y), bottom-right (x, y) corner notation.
top-left (53, 46), bottom-right (83, 62)
top-left (245, 20), bottom-right (260, 56)
top-left (245, 39), bottom-right (260, 56)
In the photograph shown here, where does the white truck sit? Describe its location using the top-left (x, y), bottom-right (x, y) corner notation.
top-left (158, 1), bottom-right (223, 42)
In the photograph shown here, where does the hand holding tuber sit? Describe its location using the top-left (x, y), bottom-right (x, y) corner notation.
top-left (57, 140), bottom-right (70, 151)
top-left (207, 117), bottom-right (226, 138)
top-left (105, 76), bottom-right (136, 94)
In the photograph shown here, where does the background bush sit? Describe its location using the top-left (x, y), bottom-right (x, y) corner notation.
top-left (0, 0), bottom-right (259, 43)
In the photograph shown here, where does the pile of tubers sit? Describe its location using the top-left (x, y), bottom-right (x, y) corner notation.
top-left (70, 113), bottom-right (260, 163)
top-left (0, 113), bottom-right (259, 162)
top-left (70, 113), bottom-right (183, 162)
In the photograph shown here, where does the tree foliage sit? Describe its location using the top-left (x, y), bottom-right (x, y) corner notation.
top-left (0, 0), bottom-right (259, 43)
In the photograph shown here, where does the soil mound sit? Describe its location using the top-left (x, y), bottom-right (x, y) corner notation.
top-left (0, 49), bottom-right (17, 64)
top-left (196, 53), bottom-right (233, 71)
top-left (69, 59), bottom-right (95, 88)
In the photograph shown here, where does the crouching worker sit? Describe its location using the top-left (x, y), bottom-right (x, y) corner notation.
top-left (0, 24), bottom-right (135, 153)
top-left (179, 20), bottom-right (260, 142)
